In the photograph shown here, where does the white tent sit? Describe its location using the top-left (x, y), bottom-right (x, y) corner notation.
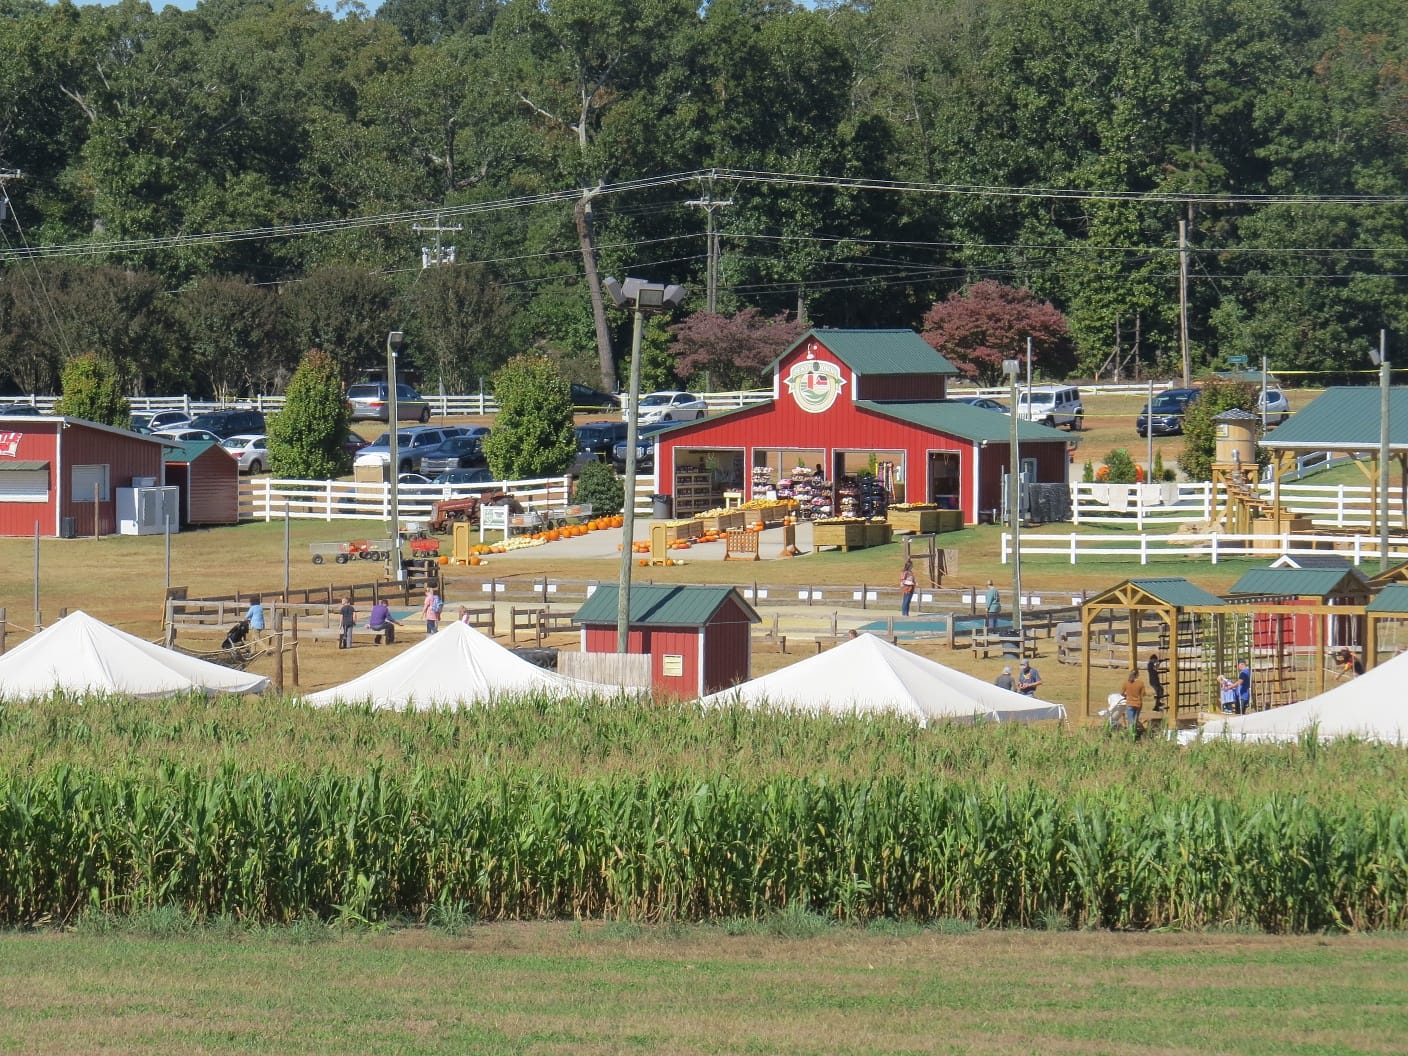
top-left (304, 620), bottom-right (610, 710)
top-left (0, 609), bottom-right (269, 698)
top-left (700, 633), bottom-right (1066, 725)
top-left (1191, 649), bottom-right (1408, 745)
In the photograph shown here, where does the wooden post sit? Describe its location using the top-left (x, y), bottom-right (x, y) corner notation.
top-left (0, 607), bottom-right (6, 655)
top-left (290, 612), bottom-right (300, 686)
top-left (272, 606), bottom-right (285, 695)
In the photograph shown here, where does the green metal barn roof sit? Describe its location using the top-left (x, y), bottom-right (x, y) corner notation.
top-left (1367, 583), bottom-right (1408, 613)
top-left (574, 584), bottom-right (759, 627)
top-left (860, 401), bottom-right (1070, 444)
top-left (1262, 387), bottom-right (1408, 450)
top-left (1227, 567), bottom-right (1370, 598)
top-left (769, 329), bottom-right (960, 376)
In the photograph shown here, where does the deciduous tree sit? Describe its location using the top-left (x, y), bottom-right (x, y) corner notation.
top-left (481, 354), bottom-right (576, 479)
top-left (266, 348), bottom-right (351, 480)
top-left (920, 281), bottom-right (1071, 385)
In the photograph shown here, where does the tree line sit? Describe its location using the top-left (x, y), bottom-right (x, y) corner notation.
top-left (1, 0), bottom-right (1405, 399)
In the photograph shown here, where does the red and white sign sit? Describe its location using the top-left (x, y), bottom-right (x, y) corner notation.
top-left (0, 432), bottom-right (21, 459)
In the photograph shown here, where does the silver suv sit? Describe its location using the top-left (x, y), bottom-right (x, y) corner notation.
top-left (1015, 384), bottom-right (1083, 430)
top-left (346, 382), bottom-right (431, 423)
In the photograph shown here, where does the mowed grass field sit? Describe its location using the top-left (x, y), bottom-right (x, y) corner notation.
top-left (4, 924), bottom-right (1407, 1056)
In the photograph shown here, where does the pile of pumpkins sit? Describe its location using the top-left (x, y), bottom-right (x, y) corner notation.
top-left (462, 513), bottom-right (626, 566)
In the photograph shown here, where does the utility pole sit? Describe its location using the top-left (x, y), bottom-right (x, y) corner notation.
top-left (684, 193), bottom-right (733, 314)
top-left (0, 170), bottom-right (25, 224)
top-left (1179, 218), bottom-right (1191, 389)
top-left (413, 213), bottom-right (462, 269)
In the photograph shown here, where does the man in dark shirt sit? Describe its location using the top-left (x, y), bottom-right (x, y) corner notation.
top-left (1147, 651), bottom-right (1166, 711)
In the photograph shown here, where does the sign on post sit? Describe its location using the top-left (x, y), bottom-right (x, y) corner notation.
top-left (480, 504), bottom-right (509, 544)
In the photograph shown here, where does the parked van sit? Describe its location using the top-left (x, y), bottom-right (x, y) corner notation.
top-left (1015, 384), bottom-right (1083, 430)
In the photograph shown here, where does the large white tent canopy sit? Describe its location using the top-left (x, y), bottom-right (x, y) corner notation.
top-left (1192, 649), bottom-right (1408, 745)
top-left (304, 620), bottom-right (612, 710)
top-left (0, 610), bottom-right (269, 698)
top-left (700, 633), bottom-right (1066, 725)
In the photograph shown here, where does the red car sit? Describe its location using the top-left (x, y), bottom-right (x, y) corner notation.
top-left (341, 431), bottom-right (370, 460)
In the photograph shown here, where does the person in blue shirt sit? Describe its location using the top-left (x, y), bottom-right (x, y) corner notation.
top-left (1235, 659), bottom-right (1251, 714)
top-left (245, 597), bottom-right (265, 632)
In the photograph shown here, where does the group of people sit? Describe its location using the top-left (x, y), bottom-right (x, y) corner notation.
top-left (334, 588), bottom-right (451, 648)
top-left (994, 659), bottom-right (1043, 696)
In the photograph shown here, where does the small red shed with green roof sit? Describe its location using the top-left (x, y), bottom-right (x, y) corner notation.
top-left (573, 584), bottom-right (760, 697)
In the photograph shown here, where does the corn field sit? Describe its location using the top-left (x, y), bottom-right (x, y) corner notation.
top-left (0, 692), bottom-right (1406, 932)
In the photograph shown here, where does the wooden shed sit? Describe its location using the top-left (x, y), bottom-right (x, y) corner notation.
top-left (573, 584), bottom-right (760, 697)
top-left (163, 440), bottom-right (240, 526)
top-left (0, 414), bottom-right (166, 537)
top-left (1224, 565), bottom-right (1371, 654)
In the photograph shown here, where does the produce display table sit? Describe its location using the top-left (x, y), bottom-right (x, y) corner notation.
top-left (813, 520), bottom-right (867, 552)
top-left (889, 505), bottom-right (940, 534)
top-left (864, 521), bottom-right (893, 547)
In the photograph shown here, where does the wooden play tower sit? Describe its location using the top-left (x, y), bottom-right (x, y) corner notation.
top-left (1211, 408), bottom-right (1282, 533)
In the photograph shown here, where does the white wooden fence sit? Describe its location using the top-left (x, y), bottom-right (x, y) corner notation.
top-left (1070, 480), bottom-right (1405, 530)
top-left (1003, 530), bottom-right (1408, 566)
top-left (239, 474), bottom-right (660, 522)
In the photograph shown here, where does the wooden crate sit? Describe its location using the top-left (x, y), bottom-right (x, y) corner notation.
top-left (813, 520), bottom-right (866, 552)
top-left (663, 519), bottom-right (703, 543)
top-left (701, 510), bottom-right (746, 533)
top-left (864, 521), bottom-right (893, 547)
top-left (935, 509), bottom-right (964, 533)
top-left (889, 506), bottom-right (940, 534)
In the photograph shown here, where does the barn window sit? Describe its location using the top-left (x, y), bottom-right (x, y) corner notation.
top-left (71, 463), bottom-right (110, 502)
top-left (0, 461), bottom-right (50, 501)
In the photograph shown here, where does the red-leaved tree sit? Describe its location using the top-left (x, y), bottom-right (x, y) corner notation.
top-left (668, 309), bottom-right (807, 390)
top-left (921, 281), bottom-right (1072, 385)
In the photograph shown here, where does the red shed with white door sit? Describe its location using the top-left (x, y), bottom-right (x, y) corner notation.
top-left (652, 329), bottom-right (1072, 524)
top-left (0, 415), bottom-right (167, 537)
top-left (573, 584), bottom-right (760, 697)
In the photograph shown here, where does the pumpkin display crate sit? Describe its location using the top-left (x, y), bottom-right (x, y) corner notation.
top-left (812, 519), bottom-right (867, 552)
top-left (663, 519), bottom-right (703, 543)
top-left (888, 504), bottom-right (941, 535)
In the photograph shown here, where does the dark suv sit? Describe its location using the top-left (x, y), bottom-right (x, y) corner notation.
top-left (575, 420), bottom-right (629, 460)
top-left (185, 408), bottom-right (266, 439)
top-left (1136, 388), bottom-right (1199, 437)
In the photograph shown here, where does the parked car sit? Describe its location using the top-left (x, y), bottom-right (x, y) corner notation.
top-left (129, 413), bottom-right (153, 432)
top-left (1, 403), bottom-right (48, 417)
top-left (146, 410), bottom-right (191, 431)
top-left (624, 390), bottom-right (708, 424)
top-left (950, 396), bottom-right (1010, 414)
top-left (346, 382), bottom-right (432, 423)
top-left (418, 435), bottom-right (487, 474)
top-left (1015, 384), bottom-right (1082, 429)
top-left (570, 383), bottom-right (619, 410)
top-left (611, 421), bottom-right (674, 470)
top-left (432, 468), bottom-right (494, 486)
top-left (575, 420), bottom-right (629, 460)
top-left (184, 408), bottom-right (266, 440)
top-left (1259, 388), bottom-right (1291, 426)
top-left (219, 434), bottom-right (270, 474)
top-left (353, 426), bottom-right (456, 475)
top-left (397, 473), bottom-right (432, 486)
top-left (341, 431), bottom-right (370, 460)
top-left (153, 427), bottom-right (223, 445)
top-left (1136, 388), bottom-right (1200, 437)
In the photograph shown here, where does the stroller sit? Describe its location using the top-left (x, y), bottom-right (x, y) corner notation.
top-left (1099, 691), bottom-right (1144, 737)
top-left (221, 618), bottom-right (254, 664)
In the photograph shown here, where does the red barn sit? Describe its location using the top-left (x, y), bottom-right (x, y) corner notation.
top-left (0, 414), bottom-right (167, 537)
top-left (573, 584), bottom-right (760, 697)
top-left (652, 329), bottom-right (1072, 523)
top-left (163, 440), bottom-right (241, 526)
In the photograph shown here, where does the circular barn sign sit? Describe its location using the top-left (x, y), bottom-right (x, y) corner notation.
top-left (784, 357), bottom-right (847, 414)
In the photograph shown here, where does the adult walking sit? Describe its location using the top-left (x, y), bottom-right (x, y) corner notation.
top-left (984, 580), bottom-right (1000, 633)
top-left (1120, 668), bottom-right (1147, 734)
top-left (899, 560), bottom-right (916, 616)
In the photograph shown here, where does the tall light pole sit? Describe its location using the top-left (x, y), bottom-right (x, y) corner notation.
top-left (1004, 356), bottom-right (1023, 634)
top-left (386, 331), bottom-right (405, 576)
top-left (1370, 330), bottom-right (1390, 572)
top-left (603, 277), bottom-right (688, 653)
